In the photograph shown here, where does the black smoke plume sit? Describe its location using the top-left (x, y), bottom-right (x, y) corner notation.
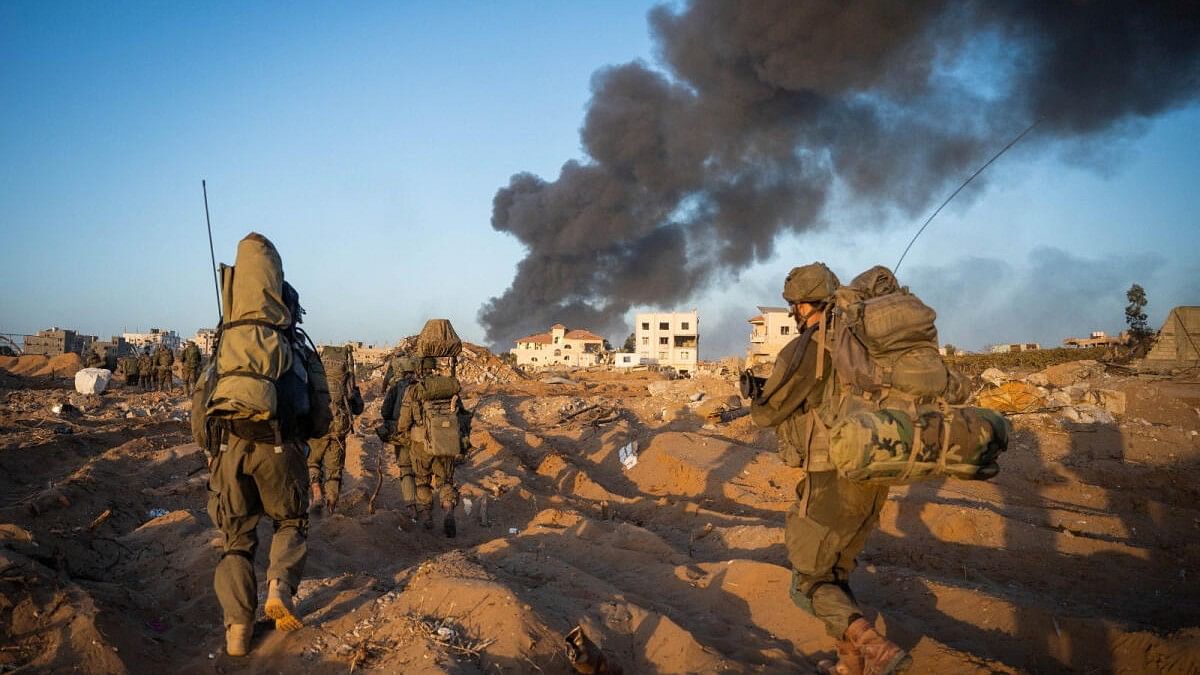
top-left (480, 0), bottom-right (1200, 348)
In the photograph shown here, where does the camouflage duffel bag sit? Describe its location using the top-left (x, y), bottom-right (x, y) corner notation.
top-left (829, 407), bottom-right (1010, 485)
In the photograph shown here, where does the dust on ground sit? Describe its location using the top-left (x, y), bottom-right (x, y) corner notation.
top-left (1, 354), bottom-right (1198, 674)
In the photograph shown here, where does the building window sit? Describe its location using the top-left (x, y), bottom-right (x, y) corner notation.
top-left (781, 326), bottom-right (790, 335)
top-left (679, 351), bottom-right (689, 359)
top-left (531, 357), bottom-right (538, 362)
top-left (554, 337), bottom-right (559, 343)
top-left (563, 356), bottom-right (570, 362)
top-left (658, 351), bottom-right (667, 360)
top-left (564, 344), bottom-right (572, 349)
top-left (641, 322), bottom-right (649, 330)
top-left (659, 322), bottom-right (669, 330)
top-left (642, 337), bottom-right (649, 345)
top-left (681, 322), bottom-right (690, 330)
top-left (659, 337), bottom-right (668, 345)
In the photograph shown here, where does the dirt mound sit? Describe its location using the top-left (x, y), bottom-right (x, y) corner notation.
top-left (1, 360), bottom-right (1198, 672)
top-left (0, 353), bottom-right (83, 378)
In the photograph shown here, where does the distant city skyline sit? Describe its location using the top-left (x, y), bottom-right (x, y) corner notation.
top-left (2, 2), bottom-right (1197, 358)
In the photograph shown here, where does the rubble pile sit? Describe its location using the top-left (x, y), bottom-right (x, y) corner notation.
top-left (374, 338), bottom-right (527, 386)
top-left (975, 359), bottom-right (1126, 424)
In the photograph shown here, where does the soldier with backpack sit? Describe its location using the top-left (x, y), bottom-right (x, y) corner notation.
top-left (307, 345), bottom-right (364, 513)
top-left (395, 320), bottom-right (473, 537)
top-left (153, 344), bottom-right (175, 392)
top-left (192, 233), bottom-right (332, 658)
top-left (181, 340), bottom-right (203, 395)
top-left (377, 356), bottom-right (420, 518)
top-left (137, 347), bottom-right (154, 390)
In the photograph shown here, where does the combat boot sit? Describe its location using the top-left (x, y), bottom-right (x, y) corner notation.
top-left (845, 618), bottom-right (909, 675)
top-left (818, 640), bottom-right (864, 675)
top-left (443, 511), bottom-right (456, 538)
top-left (225, 623), bottom-right (251, 657)
top-left (264, 578), bottom-right (304, 631)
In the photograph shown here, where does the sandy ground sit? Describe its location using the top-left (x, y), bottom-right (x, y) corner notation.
top-left (1, 360), bottom-right (1199, 674)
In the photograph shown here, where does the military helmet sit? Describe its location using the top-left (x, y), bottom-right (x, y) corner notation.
top-left (783, 262), bottom-right (840, 304)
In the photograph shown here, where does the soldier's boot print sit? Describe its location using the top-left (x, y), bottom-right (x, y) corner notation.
top-left (845, 618), bottom-right (909, 675)
top-left (225, 623), bottom-right (252, 657)
top-left (264, 578), bottom-right (303, 632)
top-left (818, 640), bottom-right (864, 675)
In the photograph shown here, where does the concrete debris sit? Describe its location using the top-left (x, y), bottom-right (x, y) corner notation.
top-left (980, 368), bottom-right (1009, 386)
top-left (541, 376), bottom-right (577, 385)
top-left (688, 392), bottom-right (705, 402)
top-left (1025, 372), bottom-right (1051, 387)
top-left (1038, 360), bottom-right (1103, 387)
top-left (1060, 405), bottom-right (1116, 425)
top-left (74, 367), bottom-right (112, 395)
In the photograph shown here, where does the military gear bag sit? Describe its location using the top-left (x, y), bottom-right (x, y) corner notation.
top-left (319, 345), bottom-right (364, 436)
top-left (830, 407), bottom-right (1010, 484)
top-left (192, 233), bottom-right (331, 451)
top-left (415, 319), bottom-right (462, 358)
top-left (817, 265), bottom-right (1006, 483)
top-left (416, 375), bottom-right (469, 457)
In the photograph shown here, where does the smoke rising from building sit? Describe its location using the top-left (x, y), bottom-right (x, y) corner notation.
top-left (480, 0), bottom-right (1200, 349)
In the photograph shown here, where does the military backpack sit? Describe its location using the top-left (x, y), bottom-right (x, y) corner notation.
top-left (818, 266), bottom-right (1008, 485)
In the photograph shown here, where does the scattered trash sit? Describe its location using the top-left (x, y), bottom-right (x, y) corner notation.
top-left (618, 440), bottom-right (639, 470)
top-left (435, 626), bottom-right (457, 640)
top-left (147, 508), bottom-right (169, 519)
top-left (977, 381), bottom-right (1045, 413)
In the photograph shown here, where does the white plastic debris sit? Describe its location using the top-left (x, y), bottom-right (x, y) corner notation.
top-left (435, 626), bottom-right (456, 640)
top-left (618, 440), bottom-right (639, 470)
top-left (147, 508), bottom-right (169, 519)
top-left (462, 498), bottom-right (474, 516)
top-left (508, 527), bottom-right (519, 535)
top-left (74, 368), bottom-right (112, 395)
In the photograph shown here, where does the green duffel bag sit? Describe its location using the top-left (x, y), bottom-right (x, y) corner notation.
top-left (830, 407), bottom-right (1010, 485)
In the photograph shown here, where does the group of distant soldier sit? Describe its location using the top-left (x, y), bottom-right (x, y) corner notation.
top-left (110, 341), bottom-right (204, 392)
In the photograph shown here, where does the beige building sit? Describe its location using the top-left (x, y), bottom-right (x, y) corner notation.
top-left (123, 328), bottom-right (181, 351)
top-left (192, 328), bottom-right (217, 355)
top-left (634, 311), bottom-right (698, 376)
top-left (746, 306), bottom-right (796, 367)
top-left (512, 324), bottom-right (605, 368)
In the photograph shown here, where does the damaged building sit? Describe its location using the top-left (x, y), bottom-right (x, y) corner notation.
top-left (746, 306), bottom-right (794, 368)
top-left (624, 311), bottom-right (698, 377)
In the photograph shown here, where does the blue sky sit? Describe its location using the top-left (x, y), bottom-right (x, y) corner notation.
top-left (2, 2), bottom-right (1197, 357)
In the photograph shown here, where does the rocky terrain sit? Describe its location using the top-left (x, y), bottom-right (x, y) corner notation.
top-left (1, 351), bottom-right (1198, 673)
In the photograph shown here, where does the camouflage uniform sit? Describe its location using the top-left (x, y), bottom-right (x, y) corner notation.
top-left (207, 431), bottom-right (309, 628)
top-left (379, 363), bottom-right (418, 508)
top-left (84, 348), bottom-right (104, 369)
top-left (153, 346), bottom-right (175, 392)
top-left (118, 356), bottom-right (140, 386)
top-left (750, 264), bottom-right (890, 640)
top-left (396, 375), bottom-right (459, 517)
top-left (306, 347), bottom-right (362, 512)
top-left (181, 342), bottom-right (203, 394)
top-left (137, 352), bottom-right (154, 390)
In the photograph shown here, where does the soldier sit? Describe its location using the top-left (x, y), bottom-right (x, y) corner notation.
top-left (749, 263), bottom-right (909, 675)
top-left (395, 356), bottom-right (470, 537)
top-left (153, 344), bottom-right (175, 392)
top-left (117, 354), bottom-right (140, 386)
top-left (137, 347), bottom-right (154, 390)
top-left (181, 340), bottom-right (203, 395)
top-left (307, 345), bottom-right (363, 513)
top-left (377, 356), bottom-right (419, 518)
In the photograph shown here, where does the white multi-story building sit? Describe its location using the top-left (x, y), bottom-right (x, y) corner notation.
top-left (746, 306), bottom-right (796, 367)
top-left (192, 328), bottom-right (217, 355)
top-left (634, 311), bottom-right (698, 376)
top-left (512, 324), bottom-right (606, 369)
top-left (123, 328), bottom-right (181, 351)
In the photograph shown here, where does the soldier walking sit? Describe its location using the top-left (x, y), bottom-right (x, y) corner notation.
top-left (307, 345), bottom-right (363, 513)
top-left (749, 263), bottom-right (909, 675)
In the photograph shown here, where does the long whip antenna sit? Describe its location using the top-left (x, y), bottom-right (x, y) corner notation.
top-left (202, 180), bottom-right (222, 319)
top-left (894, 119), bottom-right (1041, 274)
